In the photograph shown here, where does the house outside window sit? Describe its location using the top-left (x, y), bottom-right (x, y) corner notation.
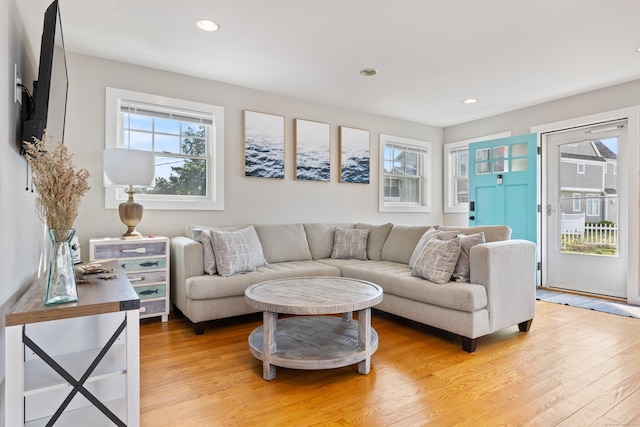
top-left (577, 163), bottom-right (585, 174)
top-left (379, 134), bottom-right (431, 212)
top-left (105, 88), bottom-right (224, 210)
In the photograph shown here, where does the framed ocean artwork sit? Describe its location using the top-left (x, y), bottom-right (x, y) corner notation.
top-left (244, 110), bottom-right (285, 179)
top-left (295, 119), bottom-right (330, 181)
top-left (339, 126), bottom-right (370, 184)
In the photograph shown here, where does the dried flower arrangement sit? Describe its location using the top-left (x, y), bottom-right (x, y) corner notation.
top-left (24, 131), bottom-right (91, 231)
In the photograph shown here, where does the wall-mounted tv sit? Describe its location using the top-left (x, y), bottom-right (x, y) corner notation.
top-left (20, 0), bottom-right (68, 152)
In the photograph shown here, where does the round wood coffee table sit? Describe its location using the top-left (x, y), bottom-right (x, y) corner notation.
top-left (245, 276), bottom-right (383, 380)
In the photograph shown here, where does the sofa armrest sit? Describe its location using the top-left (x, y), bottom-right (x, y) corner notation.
top-left (470, 239), bottom-right (537, 333)
top-left (170, 236), bottom-right (205, 310)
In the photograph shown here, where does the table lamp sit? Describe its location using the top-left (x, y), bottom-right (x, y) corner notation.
top-left (103, 148), bottom-right (155, 239)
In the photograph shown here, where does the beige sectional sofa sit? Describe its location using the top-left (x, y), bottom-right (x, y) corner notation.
top-left (170, 223), bottom-right (536, 352)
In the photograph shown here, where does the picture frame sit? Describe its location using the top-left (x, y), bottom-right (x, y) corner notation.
top-left (294, 119), bottom-right (331, 181)
top-left (244, 110), bottom-right (285, 179)
top-left (339, 126), bottom-right (370, 184)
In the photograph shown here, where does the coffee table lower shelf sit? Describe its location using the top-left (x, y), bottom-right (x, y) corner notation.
top-left (248, 316), bottom-right (378, 378)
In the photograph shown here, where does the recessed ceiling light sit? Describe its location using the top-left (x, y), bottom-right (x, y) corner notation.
top-left (195, 19), bottom-right (220, 32)
top-left (360, 68), bottom-right (378, 77)
top-left (463, 98), bottom-right (478, 104)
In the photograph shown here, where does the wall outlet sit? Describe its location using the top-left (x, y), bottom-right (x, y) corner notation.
top-left (15, 64), bottom-right (22, 105)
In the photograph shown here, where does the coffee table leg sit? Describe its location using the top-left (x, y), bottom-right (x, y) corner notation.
top-left (357, 307), bottom-right (372, 374)
top-left (263, 311), bottom-right (278, 380)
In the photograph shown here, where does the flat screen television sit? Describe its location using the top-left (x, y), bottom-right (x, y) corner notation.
top-left (20, 0), bottom-right (68, 152)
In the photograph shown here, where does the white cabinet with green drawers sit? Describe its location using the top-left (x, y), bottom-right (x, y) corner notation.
top-left (90, 236), bottom-right (170, 322)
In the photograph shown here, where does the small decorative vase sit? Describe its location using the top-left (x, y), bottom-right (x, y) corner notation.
top-left (45, 229), bottom-right (78, 305)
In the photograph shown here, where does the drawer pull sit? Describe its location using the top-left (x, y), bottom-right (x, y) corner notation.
top-left (128, 277), bottom-right (145, 282)
top-left (122, 248), bottom-right (147, 254)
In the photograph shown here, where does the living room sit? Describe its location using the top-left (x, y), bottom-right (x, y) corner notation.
top-left (3, 0), bottom-right (640, 425)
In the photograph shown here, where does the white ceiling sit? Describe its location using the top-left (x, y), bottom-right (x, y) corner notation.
top-left (58, 0), bottom-right (640, 127)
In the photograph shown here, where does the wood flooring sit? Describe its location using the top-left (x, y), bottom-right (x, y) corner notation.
top-left (139, 301), bottom-right (640, 426)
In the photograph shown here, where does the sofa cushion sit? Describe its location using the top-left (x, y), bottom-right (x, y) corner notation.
top-left (340, 261), bottom-right (487, 312)
top-left (355, 223), bottom-right (393, 261)
top-left (331, 228), bottom-right (369, 260)
top-left (211, 229), bottom-right (257, 277)
top-left (438, 225), bottom-right (511, 243)
top-left (412, 235), bottom-right (461, 284)
top-left (185, 261), bottom-right (341, 300)
top-left (303, 223), bottom-right (355, 260)
top-left (452, 232), bottom-right (486, 282)
top-left (381, 224), bottom-right (433, 264)
top-left (254, 224), bottom-right (312, 263)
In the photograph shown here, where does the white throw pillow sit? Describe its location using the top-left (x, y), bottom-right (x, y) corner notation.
top-left (210, 230), bottom-right (256, 277)
top-left (331, 228), bottom-right (370, 260)
top-left (411, 235), bottom-right (461, 284)
top-left (409, 229), bottom-right (458, 268)
top-left (452, 232), bottom-right (485, 282)
top-left (192, 228), bottom-right (216, 275)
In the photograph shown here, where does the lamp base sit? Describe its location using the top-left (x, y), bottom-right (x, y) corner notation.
top-left (119, 191), bottom-right (144, 239)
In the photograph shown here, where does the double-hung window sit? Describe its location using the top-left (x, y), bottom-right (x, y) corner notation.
top-left (105, 88), bottom-right (224, 210)
top-left (379, 134), bottom-right (431, 212)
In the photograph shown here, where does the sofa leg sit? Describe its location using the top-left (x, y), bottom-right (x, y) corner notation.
top-left (194, 323), bottom-right (205, 335)
top-left (460, 336), bottom-right (478, 353)
top-left (518, 319), bottom-right (533, 332)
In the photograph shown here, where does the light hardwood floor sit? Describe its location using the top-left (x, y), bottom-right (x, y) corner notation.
top-left (140, 301), bottom-right (640, 426)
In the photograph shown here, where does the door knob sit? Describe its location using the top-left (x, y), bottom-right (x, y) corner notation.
top-left (469, 216), bottom-right (475, 220)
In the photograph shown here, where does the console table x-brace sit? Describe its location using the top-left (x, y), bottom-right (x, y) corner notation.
top-left (22, 318), bottom-right (128, 427)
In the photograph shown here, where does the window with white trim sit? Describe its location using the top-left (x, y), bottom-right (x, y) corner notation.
top-left (573, 193), bottom-right (581, 212)
top-left (105, 88), bottom-right (224, 210)
top-left (577, 163), bottom-right (585, 174)
top-left (379, 134), bottom-right (431, 212)
top-left (586, 194), bottom-right (599, 216)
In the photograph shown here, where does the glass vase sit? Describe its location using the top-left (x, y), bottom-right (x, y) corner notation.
top-left (45, 228), bottom-right (78, 305)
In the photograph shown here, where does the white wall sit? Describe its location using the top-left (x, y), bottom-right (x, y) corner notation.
top-left (1, 0), bottom-right (53, 423)
top-left (65, 52), bottom-right (444, 258)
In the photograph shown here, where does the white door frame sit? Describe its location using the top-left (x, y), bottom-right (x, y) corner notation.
top-left (532, 106), bottom-right (640, 304)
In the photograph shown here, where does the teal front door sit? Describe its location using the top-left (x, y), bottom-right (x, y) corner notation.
top-left (468, 133), bottom-right (538, 243)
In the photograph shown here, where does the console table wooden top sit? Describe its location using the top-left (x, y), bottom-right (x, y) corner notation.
top-left (245, 276), bottom-right (383, 315)
top-left (6, 260), bottom-right (139, 327)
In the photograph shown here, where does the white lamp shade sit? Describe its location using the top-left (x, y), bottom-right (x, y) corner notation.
top-left (104, 148), bottom-right (156, 187)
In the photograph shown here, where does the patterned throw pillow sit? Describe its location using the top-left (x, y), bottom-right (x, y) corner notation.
top-left (331, 228), bottom-right (370, 260)
top-left (411, 235), bottom-right (461, 284)
top-left (452, 232), bottom-right (485, 282)
top-left (210, 230), bottom-right (256, 277)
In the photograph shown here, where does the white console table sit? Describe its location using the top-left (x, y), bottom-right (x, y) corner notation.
top-left (5, 260), bottom-right (140, 426)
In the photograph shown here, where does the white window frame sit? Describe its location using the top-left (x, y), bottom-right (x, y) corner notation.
top-left (444, 132), bottom-right (511, 213)
top-left (105, 87), bottom-right (224, 210)
top-left (573, 193), bottom-right (581, 212)
top-left (577, 163), bottom-right (585, 174)
top-left (379, 134), bottom-right (431, 213)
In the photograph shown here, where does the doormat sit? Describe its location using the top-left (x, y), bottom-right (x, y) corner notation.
top-left (536, 289), bottom-right (640, 319)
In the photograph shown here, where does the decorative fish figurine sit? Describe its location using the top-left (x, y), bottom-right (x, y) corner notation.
top-left (139, 289), bottom-right (159, 296)
top-left (140, 261), bottom-right (160, 267)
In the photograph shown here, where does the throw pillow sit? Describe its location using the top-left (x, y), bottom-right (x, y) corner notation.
top-left (409, 229), bottom-right (458, 268)
top-left (411, 235), bottom-right (461, 284)
top-left (192, 228), bottom-right (216, 275)
top-left (210, 230), bottom-right (257, 277)
top-left (452, 232), bottom-right (485, 282)
top-left (231, 225), bottom-right (268, 268)
top-left (331, 228), bottom-right (370, 260)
